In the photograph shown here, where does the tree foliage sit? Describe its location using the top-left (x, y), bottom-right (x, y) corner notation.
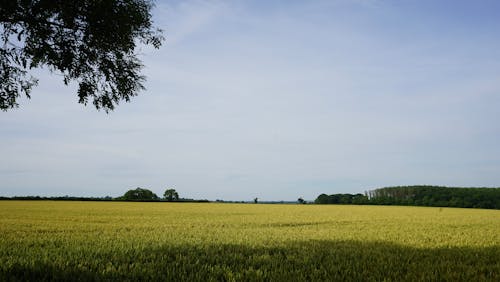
top-left (121, 187), bottom-right (159, 201)
top-left (314, 193), bottom-right (369, 205)
top-left (0, 0), bottom-right (163, 111)
top-left (315, 186), bottom-right (500, 209)
top-left (163, 188), bottom-right (179, 202)
top-left (366, 186), bottom-right (500, 209)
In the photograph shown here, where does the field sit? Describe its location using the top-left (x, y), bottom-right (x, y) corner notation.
top-left (0, 201), bottom-right (499, 281)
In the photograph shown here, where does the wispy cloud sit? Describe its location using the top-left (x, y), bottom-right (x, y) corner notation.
top-left (155, 0), bottom-right (228, 46)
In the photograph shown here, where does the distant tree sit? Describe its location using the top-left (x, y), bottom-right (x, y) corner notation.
top-left (163, 188), bottom-right (179, 202)
top-left (122, 187), bottom-right (159, 201)
top-left (352, 193), bottom-right (369, 205)
top-left (254, 197), bottom-right (258, 204)
top-left (315, 193), bottom-right (329, 204)
top-left (298, 197), bottom-right (306, 204)
top-left (1, 0), bottom-right (163, 111)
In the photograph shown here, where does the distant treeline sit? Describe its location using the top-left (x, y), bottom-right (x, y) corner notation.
top-left (0, 196), bottom-right (114, 201)
top-left (0, 196), bottom-right (209, 203)
top-left (315, 186), bottom-right (500, 209)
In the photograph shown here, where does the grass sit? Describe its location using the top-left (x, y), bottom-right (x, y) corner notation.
top-left (0, 201), bottom-right (499, 281)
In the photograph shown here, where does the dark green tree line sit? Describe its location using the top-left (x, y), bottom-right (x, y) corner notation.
top-left (314, 193), bottom-right (369, 205)
top-left (315, 186), bottom-right (500, 209)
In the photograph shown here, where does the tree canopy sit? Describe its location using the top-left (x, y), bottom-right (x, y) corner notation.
top-left (163, 188), bottom-right (179, 202)
top-left (121, 187), bottom-right (159, 201)
top-left (1, 0), bottom-right (163, 111)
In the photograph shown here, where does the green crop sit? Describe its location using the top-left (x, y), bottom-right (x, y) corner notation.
top-left (0, 201), bottom-right (499, 281)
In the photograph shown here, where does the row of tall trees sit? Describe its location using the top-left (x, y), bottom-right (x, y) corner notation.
top-left (315, 186), bottom-right (500, 209)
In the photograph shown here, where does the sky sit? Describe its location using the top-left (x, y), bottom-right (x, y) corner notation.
top-left (2, 0), bottom-right (500, 201)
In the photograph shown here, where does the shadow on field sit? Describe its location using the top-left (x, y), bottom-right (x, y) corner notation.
top-left (2, 240), bottom-right (499, 281)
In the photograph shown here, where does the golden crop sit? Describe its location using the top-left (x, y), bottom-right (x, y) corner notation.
top-left (1, 201), bottom-right (499, 281)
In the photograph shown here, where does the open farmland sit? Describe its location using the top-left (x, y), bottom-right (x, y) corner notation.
top-left (0, 201), bottom-right (499, 281)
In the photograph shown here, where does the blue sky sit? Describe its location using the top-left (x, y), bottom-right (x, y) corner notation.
top-left (1, 0), bottom-right (500, 201)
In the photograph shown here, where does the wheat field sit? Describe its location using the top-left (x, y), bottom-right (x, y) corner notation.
top-left (0, 201), bottom-right (499, 281)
